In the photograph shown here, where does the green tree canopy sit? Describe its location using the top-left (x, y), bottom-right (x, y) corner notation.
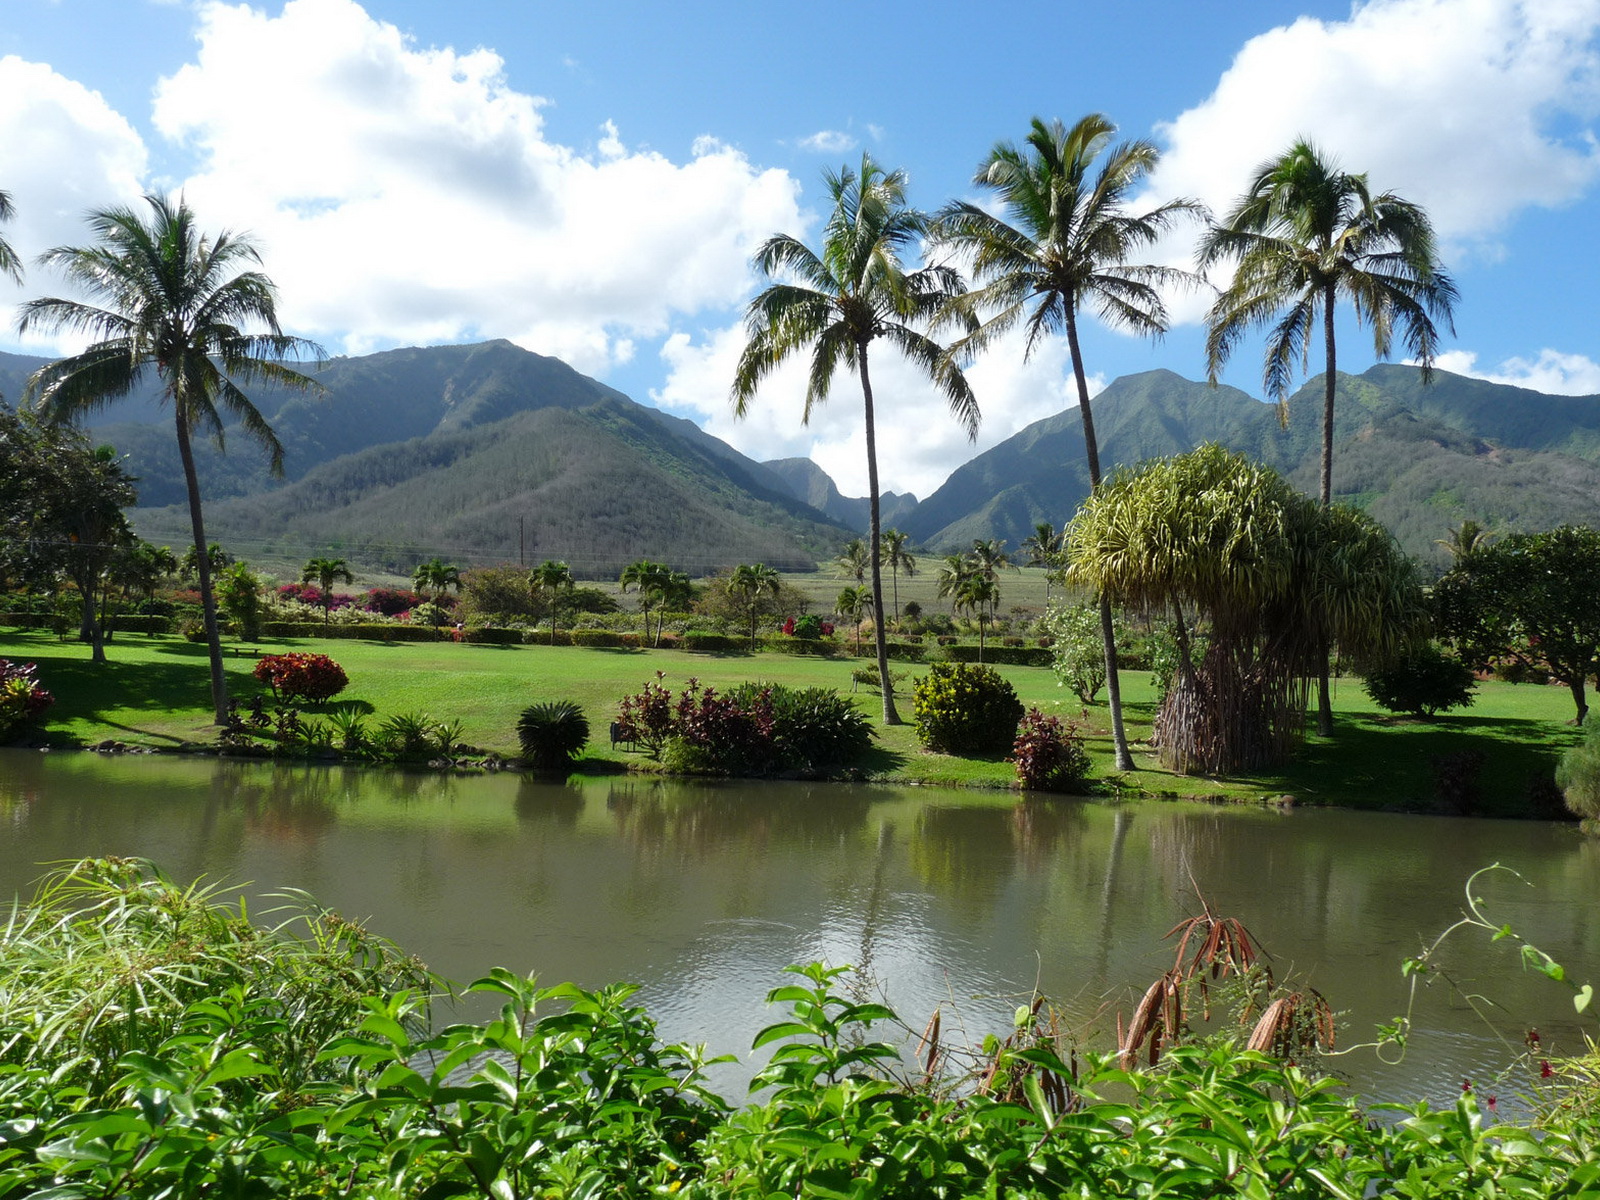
top-left (1433, 525), bottom-right (1600, 725)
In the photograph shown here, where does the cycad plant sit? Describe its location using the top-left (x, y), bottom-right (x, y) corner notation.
top-left (517, 700), bottom-right (590, 770)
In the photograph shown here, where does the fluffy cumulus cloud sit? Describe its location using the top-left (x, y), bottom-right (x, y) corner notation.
top-left (652, 323), bottom-right (1089, 498)
top-left (1152, 0), bottom-right (1600, 266)
top-left (0, 57), bottom-right (147, 338)
top-left (1435, 348), bottom-right (1600, 394)
top-left (147, 0), bottom-right (803, 371)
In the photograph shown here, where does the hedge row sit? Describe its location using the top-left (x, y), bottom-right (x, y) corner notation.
top-left (262, 622), bottom-right (443, 643)
top-left (1, 613), bottom-right (172, 634)
top-left (941, 644), bottom-right (1055, 667)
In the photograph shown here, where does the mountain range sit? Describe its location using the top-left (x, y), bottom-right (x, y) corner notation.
top-left (5, 339), bottom-right (1600, 575)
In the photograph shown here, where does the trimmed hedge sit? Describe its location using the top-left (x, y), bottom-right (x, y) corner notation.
top-left (568, 629), bottom-right (629, 649)
top-left (680, 633), bottom-right (746, 654)
top-left (760, 636), bottom-right (841, 657)
top-left (849, 641), bottom-right (926, 662)
top-left (262, 621), bottom-right (442, 642)
top-left (109, 615), bottom-right (171, 635)
top-left (942, 644), bottom-right (1054, 667)
top-left (462, 627), bottom-right (525, 646)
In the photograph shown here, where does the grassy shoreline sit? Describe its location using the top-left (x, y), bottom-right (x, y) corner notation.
top-left (1, 627), bottom-right (1582, 816)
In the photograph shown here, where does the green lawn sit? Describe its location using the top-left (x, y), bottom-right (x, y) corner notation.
top-left (1, 626), bottom-right (1582, 815)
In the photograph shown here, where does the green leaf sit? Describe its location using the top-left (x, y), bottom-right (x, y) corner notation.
top-left (1576, 984), bottom-right (1593, 1014)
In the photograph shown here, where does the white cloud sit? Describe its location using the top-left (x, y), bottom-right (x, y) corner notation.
top-left (652, 323), bottom-right (1086, 498)
top-left (1152, 0), bottom-right (1600, 273)
top-left (1435, 347), bottom-right (1600, 393)
top-left (145, 0), bottom-right (804, 373)
top-left (798, 129), bottom-right (857, 154)
top-left (0, 56), bottom-right (148, 343)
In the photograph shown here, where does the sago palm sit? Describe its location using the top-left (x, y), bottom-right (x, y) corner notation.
top-left (733, 154), bottom-right (978, 723)
top-left (20, 194), bottom-right (323, 723)
top-left (935, 115), bottom-right (1201, 769)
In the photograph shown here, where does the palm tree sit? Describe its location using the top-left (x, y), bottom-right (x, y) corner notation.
top-left (934, 115), bottom-right (1200, 770)
top-left (936, 553), bottom-right (974, 615)
top-left (1436, 518), bottom-right (1494, 563)
top-left (0, 189), bottom-right (22, 286)
top-left (20, 194), bottom-right (323, 724)
top-left (968, 538), bottom-right (1012, 627)
top-left (880, 528), bottom-right (916, 622)
top-left (411, 558), bottom-right (461, 627)
top-left (733, 154), bottom-right (979, 723)
top-left (1022, 521), bottom-right (1065, 603)
top-left (837, 584), bottom-right (871, 654)
top-left (956, 572), bottom-right (998, 663)
top-left (1199, 139), bottom-right (1457, 735)
top-left (530, 559), bottom-right (575, 645)
top-left (619, 558), bottom-right (671, 644)
top-left (302, 556), bottom-right (354, 626)
top-left (834, 537), bottom-right (868, 583)
top-left (728, 562), bottom-right (781, 650)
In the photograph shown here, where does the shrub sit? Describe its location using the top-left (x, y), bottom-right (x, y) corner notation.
top-left (941, 644), bottom-right (1053, 667)
top-left (726, 682), bottom-right (874, 771)
top-left (1012, 709), bottom-right (1092, 792)
top-left (790, 614), bottom-right (825, 640)
top-left (1042, 601), bottom-right (1106, 703)
top-left (569, 629), bottom-right (627, 648)
top-left (1557, 721), bottom-right (1600, 823)
top-left (0, 659), bottom-right (54, 742)
top-left (253, 652), bottom-right (349, 704)
top-left (761, 636), bottom-right (838, 657)
top-left (462, 626), bottom-right (524, 645)
top-left (663, 680), bottom-right (775, 774)
top-left (517, 701), bottom-right (590, 769)
top-left (680, 632), bottom-right (745, 654)
top-left (363, 587), bottom-right (427, 617)
top-left (375, 711), bottom-right (443, 760)
top-left (1363, 643), bottom-right (1478, 718)
top-left (911, 662), bottom-right (1024, 756)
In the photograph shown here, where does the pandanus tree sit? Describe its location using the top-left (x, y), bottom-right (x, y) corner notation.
top-left (1199, 139), bottom-right (1457, 734)
top-left (20, 194), bottom-right (323, 724)
top-left (934, 114), bottom-right (1202, 770)
top-left (301, 557), bottom-right (353, 626)
top-left (734, 154), bottom-right (979, 723)
top-left (1066, 444), bottom-right (1423, 774)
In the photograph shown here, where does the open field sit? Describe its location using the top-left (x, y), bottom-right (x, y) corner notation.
top-left (1, 626), bottom-right (1582, 815)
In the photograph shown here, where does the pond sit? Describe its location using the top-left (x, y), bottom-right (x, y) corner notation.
top-left (2, 747), bottom-right (1596, 1106)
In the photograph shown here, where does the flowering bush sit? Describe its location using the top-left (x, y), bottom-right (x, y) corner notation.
top-left (362, 587), bottom-right (429, 617)
top-left (0, 659), bottom-right (54, 742)
top-left (253, 652), bottom-right (349, 704)
top-left (1012, 708), bottom-right (1092, 792)
top-left (912, 662), bottom-right (1023, 756)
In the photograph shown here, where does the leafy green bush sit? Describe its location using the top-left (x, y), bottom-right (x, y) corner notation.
top-left (1363, 643), bottom-right (1478, 717)
top-left (761, 635), bottom-right (841, 657)
top-left (1558, 720), bottom-right (1600, 823)
top-left (727, 682), bottom-right (874, 771)
top-left (568, 628), bottom-right (627, 648)
top-left (1042, 601), bottom-right (1106, 702)
top-left (0, 658), bottom-right (53, 742)
top-left (912, 661), bottom-right (1024, 755)
top-left (681, 632), bottom-right (745, 654)
top-left (941, 644), bottom-right (1053, 667)
top-left (1012, 708), bottom-right (1092, 791)
top-left (517, 700), bottom-right (590, 769)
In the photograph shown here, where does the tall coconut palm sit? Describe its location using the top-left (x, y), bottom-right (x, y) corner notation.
top-left (302, 556), bottom-right (354, 626)
top-left (934, 115), bottom-right (1201, 769)
top-left (968, 538), bottom-right (1012, 626)
top-left (936, 552), bottom-right (974, 615)
top-left (20, 194), bottom-right (323, 724)
top-left (733, 154), bottom-right (979, 723)
top-left (834, 537), bottom-right (868, 583)
top-left (956, 572), bottom-right (999, 663)
top-left (837, 584), bottom-right (870, 655)
top-left (728, 562), bottom-right (781, 650)
top-left (880, 528), bottom-right (916, 622)
top-left (530, 559), bottom-right (575, 645)
top-left (1022, 521), bottom-right (1065, 603)
top-left (1199, 139), bottom-right (1457, 734)
top-left (0, 189), bottom-right (22, 286)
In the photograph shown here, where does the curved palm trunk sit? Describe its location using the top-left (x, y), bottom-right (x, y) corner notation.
top-left (176, 416), bottom-right (229, 725)
top-left (1316, 286), bottom-right (1338, 737)
top-left (858, 348), bottom-right (901, 724)
top-left (1065, 311), bottom-right (1133, 771)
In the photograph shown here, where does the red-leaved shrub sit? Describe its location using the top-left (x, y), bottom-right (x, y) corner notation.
top-left (253, 652), bottom-right (349, 703)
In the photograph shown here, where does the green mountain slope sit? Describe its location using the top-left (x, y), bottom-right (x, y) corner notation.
top-left (903, 366), bottom-right (1600, 566)
top-left (761, 457), bottom-right (917, 531)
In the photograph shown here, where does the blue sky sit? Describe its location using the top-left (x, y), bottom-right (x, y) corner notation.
top-left (3, 0), bottom-right (1599, 497)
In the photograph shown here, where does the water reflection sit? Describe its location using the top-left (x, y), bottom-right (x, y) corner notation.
top-left (0, 748), bottom-right (1593, 1106)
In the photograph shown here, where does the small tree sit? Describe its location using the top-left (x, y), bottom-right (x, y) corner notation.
top-left (411, 558), bottom-right (461, 626)
top-left (1362, 644), bottom-right (1477, 718)
top-left (728, 563), bottom-right (781, 650)
top-left (530, 560), bottom-right (575, 645)
top-left (1042, 600), bottom-right (1106, 703)
top-left (302, 557), bottom-right (354, 626)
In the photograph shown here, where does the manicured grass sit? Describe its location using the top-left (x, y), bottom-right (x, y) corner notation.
top-left (1, 626), bottom-right (1581, 814)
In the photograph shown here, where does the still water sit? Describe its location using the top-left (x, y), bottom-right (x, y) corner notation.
top-left (2, 748), bottom-right (1596, 1106)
